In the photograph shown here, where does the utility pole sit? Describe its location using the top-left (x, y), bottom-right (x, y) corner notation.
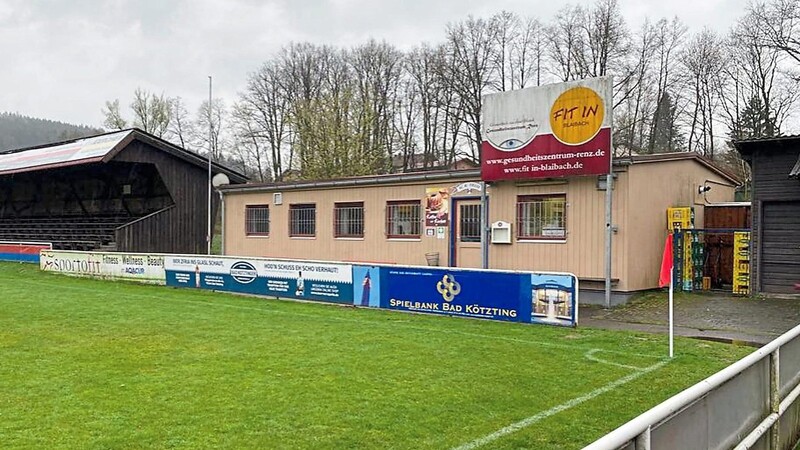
top-left (207, 75), bottom-right (213, 255)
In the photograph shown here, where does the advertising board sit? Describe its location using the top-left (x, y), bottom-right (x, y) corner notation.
top-left (383, 267), bottom-right (528, 322)
top-left (733, 231), bottom-right (751, 295)
top-left (34, 251), bottom-right (578, 327)
top-left (375, 266), bottom-right (578, 326)
top-left (0, 241), bottom-right (51, 263)
top-left (39, 250), bottom-right (165, 284)
top-left (481, 77), bottom-right (612, 181)
top-left (164, 255), bottom-right (353, 304)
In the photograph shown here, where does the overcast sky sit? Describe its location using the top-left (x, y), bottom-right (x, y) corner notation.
top-left (1, 0), bottom-right (746, 129)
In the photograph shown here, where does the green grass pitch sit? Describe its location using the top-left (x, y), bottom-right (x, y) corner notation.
top-left (0, 262), bottom-right (752, 449)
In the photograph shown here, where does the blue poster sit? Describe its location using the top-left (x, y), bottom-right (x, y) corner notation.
top-left (383, 267), bottom-right (528, 323)
top-left (530, 273), bottom-right (577, 326)
top-left (353, 266), bottom-right (381, 308)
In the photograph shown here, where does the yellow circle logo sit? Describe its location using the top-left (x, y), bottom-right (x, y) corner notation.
top-left (549, 86), bottom-right (604, 145)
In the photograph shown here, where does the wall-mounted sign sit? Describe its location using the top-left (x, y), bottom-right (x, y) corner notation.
top-left (451, 182), bottom-right (483, 196)
top-left (425, 187), bottom-right (450, 227)
top-left (481, 77), bottom-right (612, 181)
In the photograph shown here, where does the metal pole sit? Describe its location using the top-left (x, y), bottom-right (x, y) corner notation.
top-left (770, 349), bottom-right (780, 450)
top-left (669, 264), bottom-right (674, 358)
top-left (605, 173), bottom-right (613, 307)
top-left (207, 75), bottom-right (213, 255)
top-left (604, 76), bottom-right (614, 308)
top-left (634, 426), bottom-right (651, 450)
top-left (481, 181), bottom-right (489, 269)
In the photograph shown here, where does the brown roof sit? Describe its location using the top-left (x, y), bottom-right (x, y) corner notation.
top-left (621, 152), bottom-right (741, 184)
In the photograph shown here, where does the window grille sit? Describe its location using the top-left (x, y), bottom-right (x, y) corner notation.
top-left (289, 204), bottom-right (316, 237)
top-left (385, 200), bottom-right (421, 238)
top-left (516, 195), bottom-right (567, 240)
top-left (245, 205), bottom-right (270, 236)
top-left (334, 202), bottom-right (364, 238)
top-left (459, 204), bottom-right (482, 243)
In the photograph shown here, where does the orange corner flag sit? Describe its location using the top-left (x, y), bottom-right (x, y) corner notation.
top-left (659, 233), bottom-right (674, 288)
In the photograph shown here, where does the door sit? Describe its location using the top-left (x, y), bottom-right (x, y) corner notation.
top-left (760, 201), bottom-right (800, 294)
top-left (454, 200), bottom-right (482, 268)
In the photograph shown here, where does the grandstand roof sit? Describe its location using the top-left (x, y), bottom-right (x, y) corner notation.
top-left (0, 128), bottom-right (248, 182)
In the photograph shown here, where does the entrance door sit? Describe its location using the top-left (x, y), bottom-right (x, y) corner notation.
top-left (454, 200), bottom-right (482, 268)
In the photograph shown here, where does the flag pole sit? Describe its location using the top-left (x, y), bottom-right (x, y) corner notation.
top-left (669, 264), bottom-right (674, 358)
top-left (207, 75), bottom-right (213, 255)
top-left (660, 232), bottom-right (675, 358)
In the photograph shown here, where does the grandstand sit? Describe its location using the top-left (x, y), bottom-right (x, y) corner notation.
top-left (0, 129), bottom-right (247, 253)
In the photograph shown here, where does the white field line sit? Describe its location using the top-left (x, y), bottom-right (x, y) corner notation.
top-left (0, 276), bottom-right (664, 361)
top-left (451, 359), bottom-right (669, 450)
top-left (584, 349), bottom-right (649, 370)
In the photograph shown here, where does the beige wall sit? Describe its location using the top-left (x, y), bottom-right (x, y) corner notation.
top-left (623, 160), bottom-right (736, 291)
top-left (223, 181), bottom-right (457, 267)
top-left (222, 160), bottom-right (736, 293)
top-left (486, 174), bottom-right (627, 288)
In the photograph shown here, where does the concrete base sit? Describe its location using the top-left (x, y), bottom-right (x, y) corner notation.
top-left (579, 288), bottom-right (634, 307)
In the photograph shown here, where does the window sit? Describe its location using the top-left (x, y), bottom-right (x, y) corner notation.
top-left (516, 194), bottom-right (567, 240)
top-left (245, 205), bottom-right (270, 236)
top-left (334, 202), bottom-right (364, 238)
top-left (289, 203), bottom-right (316, 237)
top-left (459, 204), bottom-right (482, 243)
top-left (386, 200), bottom-right (421, 238)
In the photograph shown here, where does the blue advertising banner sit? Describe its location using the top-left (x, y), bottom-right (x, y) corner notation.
top-left (161, 254), bottom-right (577, 327)
top-left (383, 267), bottom-right (530, 323)
top-left (164, 255), bottom-right (353, 304)
top-left (353, 265), bottom-right (381, 308)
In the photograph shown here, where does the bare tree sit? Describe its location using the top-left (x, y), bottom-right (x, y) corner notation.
top-left (575, 0), bottom-right (629, 78)
top-left (681, 29), bottom-right (725, 157)
top-left (648, 17), bottom-right (687, 152)
top-left (350, 40), bottom-right (403, 171)
top-left (166, 96), bottom-right (193, 149)
top-left (101, 99), bottom-right (127, 130)
top-left (240, 60), bottom-right (291, 180)
top-left (510, 16), bottom-right (546, 89)
top-left (195, 98), bottom-right (227, 161)
top-left (441, 16), bottom-right (500, 160)
top-left (719, 7), bottom-right (799, 140)
top-left (101, 89), bottom-right (172, 137)
top-left (129, 88), bottom-right (172, 137)
top-left (279, 42), bottom-right (336, 105)
top-left (614, 20), bottom-right (658, 154)
top-left (404, 44), bottom-right (465, 170)
top-left (230, 101), bottom-right (270, 182)
top-left (278, 43), bottom-right (342, 171)
top-left (748, 0), bottom-right (800, 69)
top-left (392, 75), bottom-right (419, 172)
top-left (490, 11), bottom-right (521, 92)
top-left (547, 5), bottom-right (584, 82)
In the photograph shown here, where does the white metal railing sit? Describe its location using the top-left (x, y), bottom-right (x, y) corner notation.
top-left (585, 323), bottom-right (800, 450)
